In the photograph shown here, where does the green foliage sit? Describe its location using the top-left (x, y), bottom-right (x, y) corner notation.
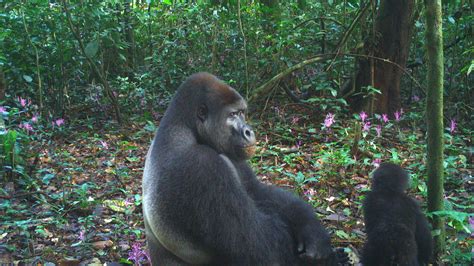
top-left (1, 0), bottom-right (472, 263)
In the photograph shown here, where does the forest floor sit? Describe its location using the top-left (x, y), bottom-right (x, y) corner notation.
top-left (1, 103), bottom-right (472, 265)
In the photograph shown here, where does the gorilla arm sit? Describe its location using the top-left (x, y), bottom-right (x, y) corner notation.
top-left (189, 150), bottom-right (297, 263)
top-left (413, 201), bottom-right (433, 264)
top-left (234, 161), bottom-right (333, 261)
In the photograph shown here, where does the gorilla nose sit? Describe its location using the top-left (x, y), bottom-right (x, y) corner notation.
top-left (242, 125), bottom-right (256, 144)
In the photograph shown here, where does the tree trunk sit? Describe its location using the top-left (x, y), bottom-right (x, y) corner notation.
top-left (0, 67), bottom-right (5, 101)
top-left (260, 0), bottom-right (280, 30)
top-left (343, 0), bottom-right (416, 115)
top-left (123, 0), bottom-right (135, 75)
top-left (425, 0), bottom-right (445, 262)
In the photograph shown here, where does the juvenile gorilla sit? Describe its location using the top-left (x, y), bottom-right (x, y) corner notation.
top-left (143, 73), bottom-right (336, 265)
top-left (362, 163), bottom-right (433, 266)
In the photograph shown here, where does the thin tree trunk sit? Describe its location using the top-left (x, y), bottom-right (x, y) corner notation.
top-left (123, 0), bottom-right (135, 75)
top-left (343, 0), bottom-right (415, 115)
top-left (260, 0), bottom-right (280, 30)
top-left (0, 67), bottom-right (5, 101)
top-left (21, 7), bottom-right (43, 109)
top-left (61, 0), bottom-right (122, 123)
top-left (425, 0), bottom-right (445, 262)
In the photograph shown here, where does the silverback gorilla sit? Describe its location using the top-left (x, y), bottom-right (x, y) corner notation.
top-left (143, 73), bottom-right (339, 265)
top-left (362, 163), bottom-right (433, 266)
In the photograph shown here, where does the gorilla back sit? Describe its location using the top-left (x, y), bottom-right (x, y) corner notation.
top-left (361, 163), bottom-right (433, 266)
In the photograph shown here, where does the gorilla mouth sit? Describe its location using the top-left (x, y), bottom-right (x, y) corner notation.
top-left (242, 145), bottom-right (256, 157)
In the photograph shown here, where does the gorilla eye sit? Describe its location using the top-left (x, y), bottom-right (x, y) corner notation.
top-left (229, 112), bottom-right (238, 118)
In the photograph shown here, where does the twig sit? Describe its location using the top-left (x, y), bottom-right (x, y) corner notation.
top-left (237, 0), bottom-right (250, 98)
top-left (292, 17), bottom-right (343, 30)
top-left (60, 0), bottom-right (122, 123)
top-left (249, 52), bottom-right (424, 103)
top-left (20, 7), bottom-right (43, 109)
top-left (326, 1), bottom-right (371, 71)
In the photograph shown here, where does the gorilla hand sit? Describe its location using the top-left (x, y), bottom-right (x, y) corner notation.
top-left (296, 221), bottom-right (333, 262)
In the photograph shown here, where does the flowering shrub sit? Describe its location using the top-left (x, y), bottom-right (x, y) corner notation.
top-left (0, 97), bottom-right (65, 180)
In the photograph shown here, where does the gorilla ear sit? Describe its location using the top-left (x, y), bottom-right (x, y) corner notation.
top-left (197, 104), bottom-right (208, 121)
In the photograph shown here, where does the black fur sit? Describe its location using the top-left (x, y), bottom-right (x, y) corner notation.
top-left (142, 73), bottom-right (339, 265)
top-left (361, 163), bottom-right (433, 266)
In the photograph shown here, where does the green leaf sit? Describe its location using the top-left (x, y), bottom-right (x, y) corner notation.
top-left (85, 40), bottom-right (99, 58)
top-left (103, 199), bottom-right (126, 213)
top-left (467, 60), bottom-right (473, 76)
top-left (335, 230), bottom-right (349, 239)
top-left (23, 75), bottom-right (33, 83)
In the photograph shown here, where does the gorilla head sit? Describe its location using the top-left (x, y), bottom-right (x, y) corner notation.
top-left (193, 75), bottom-right (256, 160)
top-left (372, 162), bottom-right (410, 193)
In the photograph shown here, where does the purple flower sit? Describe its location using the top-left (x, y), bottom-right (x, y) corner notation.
top-left (79, 230), bottom-right (86, 241)
top-left (100, 140), bottom-right (108, 149)
top-left (124, 197), bottom-right (133, 207)
top-left (373, 158), bottom-right (382, 168)
top-left (18, 97), bottom-right (29, 107)
top-left (55, 118), bottom-right (65, 127)
top-left (0, 106), bottom-right (6, 113)
top-left (375, 125), bottom-right (382, 137)
top-left (296, 140), bottom-right (302, 148)
top-left (382, 114), bottom-right (389, 123)
top-left (362, 121), bottom-right (371, 132)
top-left (20, 123), bottom-right (33, 132)
top-left (469, 216), bottom-right (474, 237)
top-left (128, 242), bottom-right (149, 265)
top-left (31, 114), bottom-right (39, 123)
top-left (291, 116), bottom-right (300, 125)
top-left (359, 111), bottom-right (368, 122)
top-left (394, 110), bottom-right (402, 121)
top-left (324, 113), bottom-right (335, 128)
top-left (304, 188), bottom-right (316, 201)
top-left (412, 95), bottom-right (420, 102)
top-left (449, 119), bottom-right (456, 134)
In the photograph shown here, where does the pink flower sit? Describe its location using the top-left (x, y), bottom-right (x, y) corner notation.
top-left (469, 216), bottom-right (474, 237)
top-left (31, 114), bottom-right (39, 123)
top-left (128, 242), bottom-right (150, 265)
top-left (304, 188), bottom-right (317, 201)
top-left (362, 121), bottom-right (371, 131)
top-left (296, 140), bottom-right (302, 148)
top-left (55, 118), bottom-right (65, 127)
top-left (375, 125), bottom-right (382, 137)
top-left (20, 122), bottom-right (33, 132)
top-left (449, 119), bottom-right (456, 134)
top-left (382, 114), bottom-right (389, 123)
top-left (359, 111), bottom-right (368, 122)
top-left (394, 110), bottom-right (402, 121)
top-left (100, 140), bottom-right (108, 149)
top-left (124, 198), bottom-right (134, 207)
top-left (291, 116), bottom-right (300, 125)
top-left (18, 97), bottom-right (29, 107)
top-left (79, 230), bottom-right (86, 241)
top-left (373, 158), bottom-right (382, 168)
top-left (0, 106), bottom-right (6, 113)
top-left (324, 113), bottom-right (335, 128)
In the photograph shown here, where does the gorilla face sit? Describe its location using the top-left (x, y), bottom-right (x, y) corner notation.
top-left (196, 92), bottom-right (256, 160)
